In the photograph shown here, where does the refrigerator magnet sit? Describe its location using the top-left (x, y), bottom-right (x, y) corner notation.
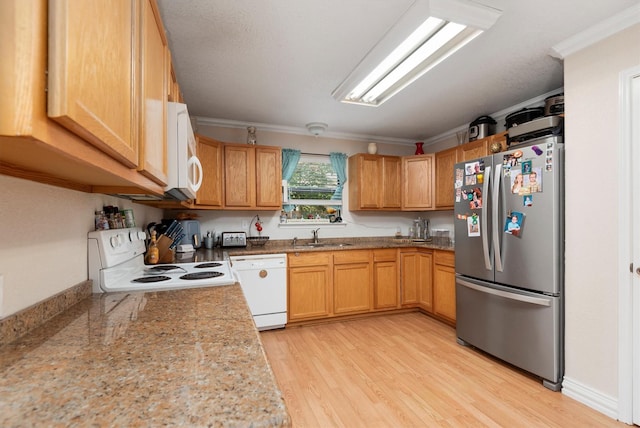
top-left (504, 212), bottom-right (524, 237)
top-left (465, 161), bottom-right (481, 175)
top-left (455, 168), bottom-right (464, 188)
top-left (525, 168), bottom-right (542, 193)
top-left (455, 188), bottom-right (462, 202)
top-left (522, 160), bottom-right (532, 174)
top-left (524, 195), bottom-right (533, 207)
top-left (467, 214), bottom-right (480, 237)
top-left (531, 145), bottom-right (543, 156)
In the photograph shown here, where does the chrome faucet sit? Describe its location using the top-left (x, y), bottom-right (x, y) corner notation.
top-left (312, 228), bottom-right (320, 244)
top-left (292, 236), bottom-right (298, 247)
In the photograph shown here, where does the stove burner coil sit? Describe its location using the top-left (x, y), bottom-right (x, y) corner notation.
top-left (194, 262), bottom-right (223, 269)
top-left (180, 271), bottom-right (224, 280)
top-left (146, 265), bottom-right (181, 272)
top-left (132, 276), bottom-right (171, 283)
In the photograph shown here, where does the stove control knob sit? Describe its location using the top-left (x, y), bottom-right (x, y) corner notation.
top-left (137, 231), bottom-right (146, 241)
top-left (110, 235), bottom-right (119, 248)
top-left (129, 231), bottom-right (138, 242)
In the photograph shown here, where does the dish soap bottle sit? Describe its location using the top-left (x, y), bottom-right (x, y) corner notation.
top-left (146, 230), bottom-right (159, 264)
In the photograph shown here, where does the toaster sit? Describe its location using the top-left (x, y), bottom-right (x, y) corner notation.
top-left (221, 231), bottom-right (247, 247)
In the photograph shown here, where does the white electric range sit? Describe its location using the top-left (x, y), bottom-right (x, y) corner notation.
top-left (88, 228), bottom-right (235, 293)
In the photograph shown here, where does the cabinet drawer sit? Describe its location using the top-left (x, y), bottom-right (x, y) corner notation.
top-left (373, 249), bottom-right (397, 262)
top-left (434, 250), bottom-right (455, 267)
top-left (288, 252), bottom-right (331, 267)
top-left (333, 250), bottom-right (370, 265)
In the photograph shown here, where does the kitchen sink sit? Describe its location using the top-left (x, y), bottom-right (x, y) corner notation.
top-left (298, 242), bottom-right (354, 248)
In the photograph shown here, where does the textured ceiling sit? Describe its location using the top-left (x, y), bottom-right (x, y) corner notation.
top-left (157, 0), bottom-right (638, 143)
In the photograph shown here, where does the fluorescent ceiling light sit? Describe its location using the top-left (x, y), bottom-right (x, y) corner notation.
top-left (333, 0), bottom-right (501, 107)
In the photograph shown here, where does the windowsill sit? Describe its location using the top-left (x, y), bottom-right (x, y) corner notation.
top-left (278, 221), bottom-right (347, 227)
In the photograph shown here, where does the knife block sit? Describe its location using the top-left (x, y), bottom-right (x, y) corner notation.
top-left (157, 235), bottom-right (175, 263)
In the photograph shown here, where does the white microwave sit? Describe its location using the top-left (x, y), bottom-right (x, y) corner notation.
top-left (166, 102), bottom-right (202, 200)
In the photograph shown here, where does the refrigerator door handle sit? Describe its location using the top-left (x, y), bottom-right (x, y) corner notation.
top-left (457, 278), bottom-right (551, 307)
top-left (482, 165), bottom-right (492, 270)
top-left (493, 163), bottom-right (504, 272)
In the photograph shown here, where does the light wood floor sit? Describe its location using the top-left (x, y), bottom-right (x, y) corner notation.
top-left (260, 312), bottom-right (624, 428)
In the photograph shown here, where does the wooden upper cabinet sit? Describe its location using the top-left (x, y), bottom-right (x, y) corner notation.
top-left (434, 146), bottom-right (459, 210)
top-left (255, 146), bottom-right (282, 208)
top-left (195, 135), bottom-right (224, 207)
top-left (223, 144), bottom-right (281, 209)
top-left (48, 0), bottom-right (138, 168)
top-left (402, 154), bottom-right (435, 210)
top-left (348, 154), bottom-right (401, 210)
top-left (138, 0), bottom-right (168, 186)
top-left (460, 138), bottom-right (490, 161)
top-left (224, 145), bottom-right (255, 207)
top-left (381, 156), bottom-right (402, 208)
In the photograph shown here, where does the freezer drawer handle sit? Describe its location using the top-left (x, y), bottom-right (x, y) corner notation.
top-left (457, 279), bottom-right (551, 307)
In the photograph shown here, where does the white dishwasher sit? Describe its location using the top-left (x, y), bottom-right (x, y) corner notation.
top-left (230, 253), bottom-right (287, 331)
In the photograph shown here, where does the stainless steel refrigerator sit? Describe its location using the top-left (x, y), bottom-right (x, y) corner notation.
top-left (454, 135), bottom-right (564, 391)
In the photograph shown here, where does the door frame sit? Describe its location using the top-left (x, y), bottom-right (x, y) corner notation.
top-left (617, 65), bottom-right (640, 425)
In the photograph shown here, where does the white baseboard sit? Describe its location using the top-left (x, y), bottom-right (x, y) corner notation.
top-left (562, 376), bottom-right (619, 421)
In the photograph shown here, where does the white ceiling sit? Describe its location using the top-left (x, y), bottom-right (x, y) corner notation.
top-left (156, 0), bottom-right (637, 143)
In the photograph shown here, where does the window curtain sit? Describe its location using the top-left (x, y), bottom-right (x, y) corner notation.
top-left (329, 152), bottom-right (347, 201)
top-left (281, 148), bottom-right (301, 212)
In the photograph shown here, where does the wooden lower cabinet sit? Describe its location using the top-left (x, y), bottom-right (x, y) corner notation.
top-left (288, 252), bottom-right (331, 322)
top-left (400, 250), bottom-right (433, 310)
top-left (433, 250), bottom-right (456, 324)
top-left (373, 249), bottom-right (399, 309)
top-left (287, 248), bottom-right (453, 325)
top-left (287, 249), bottom-right (402, 324)
top-left (333, 250), bottom-right (371, 315)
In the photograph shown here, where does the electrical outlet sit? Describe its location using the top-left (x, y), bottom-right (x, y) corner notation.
top-left (241, 220), bottom-right (249, 229)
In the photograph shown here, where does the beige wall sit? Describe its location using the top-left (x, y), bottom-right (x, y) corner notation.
top-left (564, 24), bottom-right (640, 398)
top-left (0, 175), bottom-right (162, 318)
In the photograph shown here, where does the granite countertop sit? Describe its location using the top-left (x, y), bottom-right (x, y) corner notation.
top-left (172, 237), bottom-right (454, 263)
top-left (0, 285), bottom-right (290, 427)
top-left (224, 236), bottom-right (454, 257)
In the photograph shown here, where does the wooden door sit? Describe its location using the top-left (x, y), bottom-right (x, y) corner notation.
top-left (460, 138), bottom-right (489, 161)
top-left (288, 252), bottom-right (331, 322)
top-left (48, 0), bottom-right (138, 167)
top-left (373, 249), bottom-right (398, 309)
top-left (195, 135), bottom-right (223, 207)
top-left (382, 156), bottom-right (402, 208)
top-left (435, 146), bottom-right (458, 209)
top-left (255, 146), bottom-right (282, 208)
top-left (417, 251), bottom-right (434, 312)
top-left (433, 264), bottom-right (456, 324)
top-left (400, 252), bottom-right (419, 306)
top-left (348, 154), bottom-right (381, 209)
top-left (224, 144), bottom-right (255, 207)
top-left (433, 250), bottom-right (456, 323)
top-left (138, 0), bottom-right (167, 185)
top-left (333, 251), bottom-right (371, 314)
top-left (402, 154), bottom-right (435, 210)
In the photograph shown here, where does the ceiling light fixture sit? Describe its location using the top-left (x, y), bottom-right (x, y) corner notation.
top-left (305, 122), bottom-right (328, 136)
top-left (332, 0), bottom-right (501, 107)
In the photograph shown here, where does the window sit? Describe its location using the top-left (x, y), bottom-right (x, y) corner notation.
top-left (284, 154), bottom-right (342, 221)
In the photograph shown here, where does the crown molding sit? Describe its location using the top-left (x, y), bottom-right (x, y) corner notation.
top-left (194, 116), bottom-right (416, 146)
top-left (550, 4), bottom-right (640, 59)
